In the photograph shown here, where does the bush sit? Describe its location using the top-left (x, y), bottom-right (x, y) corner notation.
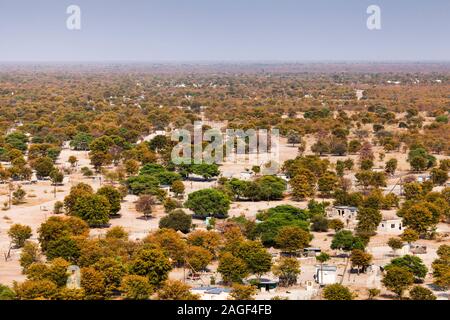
top-left (0, 284), bottom-right (16, 300)
top-left (81, 167), bottom-right (94, 177)
top-left (8, 224), bottom-right (32, 248)
top-left (163, 197), bottom-right (183, 213)
top-left (328, 219), bottom-right (345, 232)
top-left (12, 187), bottom-right (27, 204)
top-left (409, 285), bottom-right (436, 300)
top-left (19, 241), bottom-right (41, 272)
top-left (54, 201), bottom-right (64, 214)
top-left (105, 226), bottom-right (129, 240)
top-left (159, 209), bottom-right (192, 234)
top-left (323, 284), bottom-right (354, 300)
top-left (310, 215), bottom-right (329, 232)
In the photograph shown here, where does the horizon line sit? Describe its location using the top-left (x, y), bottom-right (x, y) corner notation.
top-left (1, 60), bottom-right (450, 64)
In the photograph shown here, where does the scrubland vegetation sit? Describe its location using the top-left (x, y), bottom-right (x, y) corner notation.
top-left (0, 63), bottom-right (449, 300)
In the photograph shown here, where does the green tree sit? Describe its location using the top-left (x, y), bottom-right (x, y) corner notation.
top-left (350, 249), bottom-right (372, 274)
top-left (64, 183), bottom-right (94, 214)
top-left (235, 240), bottom-right (273, 277)
top-left (19, 241), bottom-right (41, 272)
top-left (382, 266), bottom-right (414, 298)
top-left (185, 246), bottom-right (213, 273)
top-left (50, 169), bottom-right (64, 185)
top-left (191, 163), bottom-right (220, 180)
top-left (401, 229), bottom-right (419, 244)
top-left (290, 170), bottom-right (316, 200)
top-left (318, 171), bottom-right (338, 197)
top-left (32, 156), bottom-right (55, 179)
top-left (185, 188), bottom-right (231, 218)
top-left (159, 209), bottom-right (192, 233)
top-left (8, 224), bottom-right (32, 248)
top-left (403, 182), bottom-right (423, 200)
top-left (96, 185), bottom-right (122, 216)
top-left (408, 148), bottom-right (436, 172)
top-left (331, 230), bottom-right (364, 252)
top-left (253, 176), bottom-right (287, 201)
top-left (53, 201), bottom-right (64, 214)
top-left (432, 244), bottom-right (450, 289)
top-left (385, 159), bottom-right (398, 176)
top-left (335, 161), bottom-right (345, 177)
top-left (328, 219), bottom-right (345, 232)
top-left (26, 258), bottom-right (70, 288)
top-left (71, 194), bottom-right (111, 226)
top-left (387, 238), bottom-right (404, 255)
top-left (272, 257), bottom-right (301, 287)
top-left (129, 248), bottom-right (172, 286)
top-left (93, 257), bottom-right (126, 295)
top-left (70, 132), bottom-right (93, 151)
top-left (163, 197), bottom-right (182, 213)
top-left (106, 226), bottom-right (129, 240)
top-left (149, 135), bottom-right (169, 151)
top-left (218, 252), bottom-right (249, 284)
top-left (6, 132), bottom-right (28, 152)
top-left (356, 207), bottom-right (382, 237)
top-left (37, 216), bottom-right (89, 252)
top-left (45, 237), bottom-right (80, 263)
top-left (402, 202), bottom-right (440, 236)
top-left (348, 140), bottom-right (362, 154)
top-left (81, 267), bottom-right (107, 300)
top-left (409, 286), bottom-right (436, 300)
top-left (430, 168), bottom-right (448, 186)
top-left (13, 279), bottom-right (58, 300)
top-left (68, 155), bottom-right (78, 167)
top-left (310, 215), bottom-right (329, 232)
top-left (120, 275), bottom-right (153, 300)
top-left (135, 194), bottom-right (156, 220)
top-left (275, 226), bottom-right (311, 254)
top-left (171, 180), bottom-right (185, 198)
top-left (126, 175), bottom-right (160, 196)
top-left (360, 159), bottom-right (374, 170)
top-left (287, 132), bottom-right (301, 146)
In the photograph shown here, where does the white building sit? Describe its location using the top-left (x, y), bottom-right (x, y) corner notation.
top-left (314, 265), bottom-right (337, 286)
top-left (329, 206), bottom-right (358, 221)
top-left (378, 219), bottom-right (403, 234)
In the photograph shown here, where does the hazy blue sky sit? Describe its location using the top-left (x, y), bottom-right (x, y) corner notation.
top-left (0, 0), bottom-right (449, 62)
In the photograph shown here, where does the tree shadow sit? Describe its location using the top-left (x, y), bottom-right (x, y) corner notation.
top-left (136, 215), bottom-right (155, 221)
